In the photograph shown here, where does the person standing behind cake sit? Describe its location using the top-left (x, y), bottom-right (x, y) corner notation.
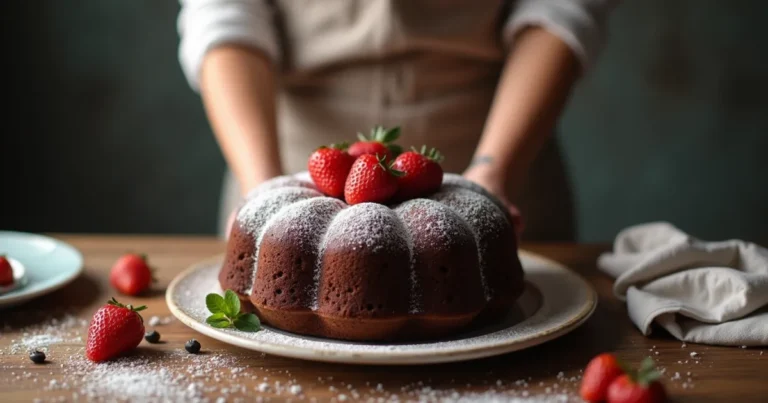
top-left (177, 0), bottom-right (618, 240)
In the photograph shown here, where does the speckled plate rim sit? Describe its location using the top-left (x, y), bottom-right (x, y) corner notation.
top-left (166, 250), bottom-right (597, 365)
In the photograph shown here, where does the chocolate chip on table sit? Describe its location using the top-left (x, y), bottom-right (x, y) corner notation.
top-left (144, 330), bottom-right (161, 343)
top-left (29, 350), bottom-right (46, 364)
top-left (185, 339), bottom-right (201, 354)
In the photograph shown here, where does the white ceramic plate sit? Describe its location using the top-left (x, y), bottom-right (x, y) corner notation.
top-left (167, 251), bottom-right (597, 365)
top-left (0, 231), bottom-right (84, 308)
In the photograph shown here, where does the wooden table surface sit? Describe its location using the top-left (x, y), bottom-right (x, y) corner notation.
top-left (1, 235), bottom-right (766, 402)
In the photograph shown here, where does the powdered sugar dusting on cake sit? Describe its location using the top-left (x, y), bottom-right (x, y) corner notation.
top-left (292, 171), bottom-right (314, 183)
top-left (234, 172), bottom-right (516, 311)
top-left (395, 199), bottom-right (475, 252)
top-left (442, 173), bottom-right (513, 225)
top-left (395, 199), bottom-right (477, 313)
top-left (313, 203), bottom-right (412, 310)
top-left (237, 187), bottom-right (322, 235)
top-left (260, 197), bottom-right (346, 309)
top-left (261, 197), bottom-right (346, 252)
top-left (237, 186), bottom-right (322, 293)
top-left (429, 188), bottom-right (508, 300)
top-left (243, 176), bottom-right (316, 201)
top-left (321, 203), bottom-right (411, 254)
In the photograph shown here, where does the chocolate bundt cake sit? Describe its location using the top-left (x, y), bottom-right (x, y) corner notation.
top-left (220, 172), bottom-right (525, 341)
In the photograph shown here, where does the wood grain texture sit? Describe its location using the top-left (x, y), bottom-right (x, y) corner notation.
top-left (1, 236), bottom-right (766, 402)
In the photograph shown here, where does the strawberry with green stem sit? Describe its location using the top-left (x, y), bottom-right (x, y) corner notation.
top-left (86, 298), bottom-right (147, 362)
top-left (348, 126), bottom-right (402, 161)
top-left (607, 357), bottom-right (667, 403)
top-left (344, 153), bottom-right (404, 205)
top-left (392, 145), bottom-right (444, 200)
top-left (308, 142), bottom-right (356, 198)
top-left (581, 353), bottom-right (626, 402)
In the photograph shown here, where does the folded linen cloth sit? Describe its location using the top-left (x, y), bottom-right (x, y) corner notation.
top-left (597, 222), bottom-right (768, 346)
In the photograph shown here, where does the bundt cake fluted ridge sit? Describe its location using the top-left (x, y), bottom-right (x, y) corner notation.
top-left (219, 172), bottom-right (524, 341)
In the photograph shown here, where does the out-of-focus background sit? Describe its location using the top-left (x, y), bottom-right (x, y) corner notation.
top-left (2, 0), bottom-right (767, 242)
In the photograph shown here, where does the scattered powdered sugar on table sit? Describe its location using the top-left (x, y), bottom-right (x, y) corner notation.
top-left (147, 315), bottom-right (175, 327)
top-left (4, 314), bottom-right (86, 354)
top-left (77, 358), bottom-right (202, 401)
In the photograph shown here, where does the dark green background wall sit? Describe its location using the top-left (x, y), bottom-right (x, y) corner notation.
top-left (2, 0), bottom-right (767, 242)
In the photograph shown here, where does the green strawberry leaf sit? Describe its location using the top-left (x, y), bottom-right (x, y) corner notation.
top-left (639, 356), bottom-right (655, 373)
top-left (224, 290), bottom-right (241, 318)
top-left (233, 313), bottom-right (261, 332)
top-left (380, 126), bottom-right (400, 143)
top-left (206, 312), bottom-right (233, 328)
top-left (357, 132), bottom-right (368, 142)
top-left (386, 143), bottom-right (403, 157)
top-left (330, 142), bottom-right (349, 151)
top-left (206, 293), bottom-right (227, 314)
top-left (636, 357), bottom-right (662, 386)
top-left (641, 369), bottom-right (662, 386)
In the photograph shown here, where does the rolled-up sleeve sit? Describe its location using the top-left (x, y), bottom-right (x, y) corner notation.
top-left (504, 0), bottom-right (620, 72)
top-left (178, 0), bottom-right (280, 91)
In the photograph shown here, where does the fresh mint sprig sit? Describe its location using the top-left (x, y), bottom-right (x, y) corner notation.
top-left (205, 290), bottom-right (261, 332)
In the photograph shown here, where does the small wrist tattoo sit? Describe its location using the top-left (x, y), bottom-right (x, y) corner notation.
top-left (469, 155), bottom-right (494, 168)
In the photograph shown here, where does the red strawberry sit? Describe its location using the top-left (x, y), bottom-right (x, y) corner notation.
top-left (0, 255), bottom-right (13, 286)
top-left (607, 375), bottom-right (667, 403)
top-left (86, 298), bottom-right (146, 362)
top-left (308, 143), bottom-right (356, 197)
top-left (344, 153), bottom-right (403, 205)
top-left (606, 358), bottom-right (667, 403)
top-left (392, 145), bottom-right (444, 200)
top-left (348, 126), bottom-right (403, 161)
top-left (580, 353), bottom-right (625, 402)
top-left (109, 254), bottom-right (154, 296)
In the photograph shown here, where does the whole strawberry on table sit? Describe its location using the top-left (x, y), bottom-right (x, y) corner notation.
top-left (86, 298), bottom-right (147, 362)
top-left (109, 253), bottom-right (154, 296)
top-left (581, 353), bottom-right (667, 403)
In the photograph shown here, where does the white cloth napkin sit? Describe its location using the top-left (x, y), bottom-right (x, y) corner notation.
top-left (597, 222), bottom-right (768, 346)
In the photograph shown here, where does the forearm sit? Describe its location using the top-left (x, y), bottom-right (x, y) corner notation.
top-left (200, 45), bottom-right (282, 196)
top-left (469, 27), bottom-right (580, 199)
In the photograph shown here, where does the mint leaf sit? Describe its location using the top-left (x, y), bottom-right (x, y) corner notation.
top-left (206, 312), bottom-right (232, 328)
top-left (206, 312), bottom-right (228, 321)
top-left (233, 313), bottom-right (261, 332)
top-left (203, 289), bottom-right (262, 332)
top-left (206, 293), bottom-right (227, 314)
top-left (224, 290), bottom-right (241, 317)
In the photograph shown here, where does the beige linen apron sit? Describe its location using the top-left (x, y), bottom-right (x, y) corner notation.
top-left (219, 0), bottom-right (574, 240)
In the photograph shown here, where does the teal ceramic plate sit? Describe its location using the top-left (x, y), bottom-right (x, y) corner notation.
top-left (0, 231), bottom-right (83, 308)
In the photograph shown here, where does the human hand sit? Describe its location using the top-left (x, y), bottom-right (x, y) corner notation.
top-left (462, 166), bottom-right (524, 241)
